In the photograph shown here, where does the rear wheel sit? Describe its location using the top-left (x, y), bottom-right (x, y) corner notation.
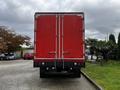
top-left (40, 67), bottom-right (46, 78)
top-left (73, 68), bottom-right (81, 78)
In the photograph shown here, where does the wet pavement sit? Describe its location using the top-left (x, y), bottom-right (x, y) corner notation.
top-left (0, 60), bottom-right (97, 90)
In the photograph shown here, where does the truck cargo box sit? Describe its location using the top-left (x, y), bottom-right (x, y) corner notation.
top-left (34, 12), bottom-right (85, 77)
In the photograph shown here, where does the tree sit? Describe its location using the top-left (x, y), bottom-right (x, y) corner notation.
top-left (105, 41), bottom-right (118, 60)
top-left (117, 33), bottom-right (120, 59)
top-left (109, 34), bottom-right (116, 44)
top-left (0, 26), bottom-right (31, 52)
top-left (118, 33), bottom-right (120, 47)
top-left (108, 34), bottom-right (118, 60)
top-left (86, 38), bottom-right (98, 60)
top-left (86, 38), bottom-right (117, 61)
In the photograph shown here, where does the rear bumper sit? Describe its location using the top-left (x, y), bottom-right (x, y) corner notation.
top-left (33, 59), bottom-right (85, 68)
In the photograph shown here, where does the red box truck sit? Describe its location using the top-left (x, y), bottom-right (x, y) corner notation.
top-left (34, 12), bottom-right (85, 78)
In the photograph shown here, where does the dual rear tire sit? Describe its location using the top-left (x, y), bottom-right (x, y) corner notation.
top-left (40, 68), bottom-right (46, 78)
top-left (72, 68), bottom-right (81, 77)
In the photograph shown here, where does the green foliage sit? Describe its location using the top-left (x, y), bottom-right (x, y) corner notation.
top-left (86, 38), bottom-right (98, 59)
top-left (0, 26), bottom-right (31, 52)
top-left (118, 33), bottom-right (120, 59)
top-left (86, 35), bottom-right (119, 60)
top-left (118, 33), bottom-right (120, 46)
top-left (109, 34), bottom-right (116, 44)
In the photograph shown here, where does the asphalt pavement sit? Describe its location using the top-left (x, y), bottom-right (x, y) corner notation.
top-left (0, 60), bottom-right (97, 90)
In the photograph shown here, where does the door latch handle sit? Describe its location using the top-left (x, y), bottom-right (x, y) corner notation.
top-left (63, 51), bottom-right (70, 54)
top-left (48, 51), bottom-right (56, 54)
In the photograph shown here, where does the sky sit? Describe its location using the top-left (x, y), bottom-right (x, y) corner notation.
top-left (0, 0), bottom-right (120, 42)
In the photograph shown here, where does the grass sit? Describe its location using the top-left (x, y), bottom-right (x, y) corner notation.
top-left (82, 60), bottom-right (120, 90)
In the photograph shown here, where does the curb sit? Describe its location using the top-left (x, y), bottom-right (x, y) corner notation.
top-left (81, 71), bottom-right (103, 90)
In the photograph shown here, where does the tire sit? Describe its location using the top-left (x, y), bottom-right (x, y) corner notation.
top-left (40, 68), bottom-right (46, 78)
top-left (73, 68), bottom-right (81, 78)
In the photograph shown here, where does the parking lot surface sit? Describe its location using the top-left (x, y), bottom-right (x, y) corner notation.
top-left (0, 60), bottom-right (97, 90)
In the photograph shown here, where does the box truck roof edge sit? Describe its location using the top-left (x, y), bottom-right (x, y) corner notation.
top-left (35, 12), bottom-right (84, 15)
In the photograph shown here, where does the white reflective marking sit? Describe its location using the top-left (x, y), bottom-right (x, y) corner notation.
top-left (59, 15), bottom-right (60, 58)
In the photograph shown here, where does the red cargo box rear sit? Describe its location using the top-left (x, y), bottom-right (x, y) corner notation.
top-left (34, 12), bottom-right (85, 61)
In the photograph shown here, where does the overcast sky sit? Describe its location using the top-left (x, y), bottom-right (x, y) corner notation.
top-left (0, 0), bottom-right (120, 42)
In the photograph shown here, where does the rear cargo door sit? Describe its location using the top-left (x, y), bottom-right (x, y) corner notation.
top-left (62, 15), bottom-right (84, 59)
top-left (35, 15), bottom-right (57, 59)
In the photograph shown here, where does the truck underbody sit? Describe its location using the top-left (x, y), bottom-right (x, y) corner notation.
top-left (34, 59), bottom-right (85, 78)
